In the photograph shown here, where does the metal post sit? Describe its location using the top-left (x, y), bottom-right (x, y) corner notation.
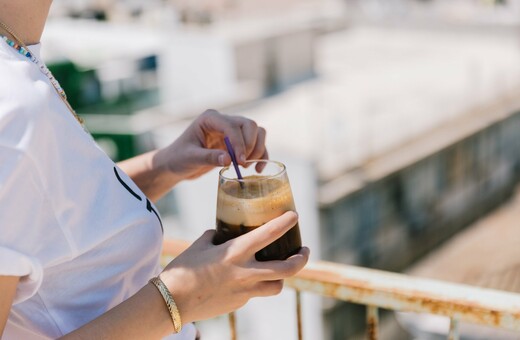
top-left (296, 290), bottom-right (303, 340)
top-left (366, 305), bottom-right (379, 340)
top-left (448, 317), bottom-right (459, 340)
top-left (229, 312), bottom-right (237, 340)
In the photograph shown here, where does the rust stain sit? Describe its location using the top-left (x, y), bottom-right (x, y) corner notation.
top-left (296, 291), bottom-right (303, 340)
top-left (229, 312), bottom-right (237, 340)
top-left (293, 268), bottom-right (377, 297)
top-left (366, 307), bottom-right (378, 340)
top-left (397, 291), bottom-right (504, 327)
top-left (367, 319), bottom-right (377, 340)
top-left (296, 267), bottom-right (372, 288)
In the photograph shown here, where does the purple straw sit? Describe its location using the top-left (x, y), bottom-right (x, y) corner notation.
top-left (224, 136), bottom-right (244, 186)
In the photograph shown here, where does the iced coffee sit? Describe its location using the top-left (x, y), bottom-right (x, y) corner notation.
top-left (214, 160), bottom-right (302, 261)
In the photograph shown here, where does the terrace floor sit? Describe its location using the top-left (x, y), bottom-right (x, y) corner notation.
top-left (409, 185), bottom-right (520, 293)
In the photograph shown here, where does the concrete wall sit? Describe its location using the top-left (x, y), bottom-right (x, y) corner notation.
top-left (320, 111), bottom-right (520, 339)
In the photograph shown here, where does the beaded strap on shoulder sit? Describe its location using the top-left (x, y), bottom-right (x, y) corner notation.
top-left (0, 19), bottom-right (85, 125)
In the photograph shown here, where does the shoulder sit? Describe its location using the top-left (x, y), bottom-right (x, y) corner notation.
top-left (0, 47), bottom-right (48, 101)
top-left (0, 52), bottom-right (50, 152)
top-left (0, 44), bottom-right (50, 132)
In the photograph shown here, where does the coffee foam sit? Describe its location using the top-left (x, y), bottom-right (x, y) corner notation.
top-left (216, 180), bottom-right (295, 227)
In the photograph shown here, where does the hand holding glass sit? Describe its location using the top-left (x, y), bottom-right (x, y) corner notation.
top-left (214, 160), bottom-right (302, 261)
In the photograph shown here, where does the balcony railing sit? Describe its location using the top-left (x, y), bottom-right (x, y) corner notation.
top-left (162, 239), bottom-right (520, 340)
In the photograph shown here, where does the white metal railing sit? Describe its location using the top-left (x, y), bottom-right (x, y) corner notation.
top-left (162, 240), bottom-right (520, 340)
top-left (286, 261), bottom-right (520, 340)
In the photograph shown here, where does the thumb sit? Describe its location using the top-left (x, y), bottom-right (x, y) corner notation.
top-left (190, 148), bottom-right (230, 167)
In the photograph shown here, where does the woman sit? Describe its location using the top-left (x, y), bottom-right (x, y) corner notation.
top-left (0, 1), bottom-right (309, 339)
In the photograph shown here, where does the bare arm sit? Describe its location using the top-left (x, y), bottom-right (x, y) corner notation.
top-left (60, 283), bottom-right (175, 339)
top-left (117, 149), bottom-right (182, 203)
top-left (117, 110), bottom-right (267, 202)
top-left (0, 276), bottom-right (19, 336)
top-left (0, 275), bottom-right (173, 339)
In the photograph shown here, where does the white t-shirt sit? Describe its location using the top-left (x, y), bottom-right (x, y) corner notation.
top-left (0, 41), bottom-right (196, 339)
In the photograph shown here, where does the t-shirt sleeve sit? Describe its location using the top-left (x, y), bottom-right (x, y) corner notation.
top-left (0, 145), bottom-right (45, 304)
top-left (0, 247), bottom-right (42, 304)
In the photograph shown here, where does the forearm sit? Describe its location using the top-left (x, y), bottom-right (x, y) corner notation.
top-left (0, 276), bottom-right (19, 335)
top-left (60, 283), bottom-right (177, 340)
top-left (117, 150), bottom-right (182, 203)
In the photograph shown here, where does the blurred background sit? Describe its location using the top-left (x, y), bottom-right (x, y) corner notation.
top-left (43, 0), bottom-right (520, 339)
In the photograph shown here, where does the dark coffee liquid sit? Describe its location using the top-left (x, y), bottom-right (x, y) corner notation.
top-left (214, 219), bottom-right (302, 261)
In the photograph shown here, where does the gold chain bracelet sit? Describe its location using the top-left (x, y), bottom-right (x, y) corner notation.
top-left (149, 276), bottom-right (183, 333)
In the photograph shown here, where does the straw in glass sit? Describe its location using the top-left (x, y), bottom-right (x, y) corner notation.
top-left (224, 136), bottom-right (244, 188)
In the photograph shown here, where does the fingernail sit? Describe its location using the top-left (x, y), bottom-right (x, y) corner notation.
top-left (239, 154), bottom-right (246, 163)
top-left (218, 154), bottom-right (225, 166)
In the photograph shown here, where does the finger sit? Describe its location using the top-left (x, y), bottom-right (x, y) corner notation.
top-left (201, 111), bottom-right (248, 164)
top-left (249, 247), bottom-right (310, 281)
top-left (236, 118), bottom-right (259, 158)
top-left (255, 149), bottom-right (269, 172)
top-left (250, 280), bottom-right (284, 297)
top-left (234, 211), bottom-right (298, 255)
top-left (261, 149), bottom-right (269, 160)
top-left (226, 122), bottom-right (249, 166)
top-left (248, 127), bottom-right (266, 161)
top-left (188, 146), bottom-right (230, 167)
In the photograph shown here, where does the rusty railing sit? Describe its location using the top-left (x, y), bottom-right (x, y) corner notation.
top-left (162, 239), bottom-right (520, 340)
